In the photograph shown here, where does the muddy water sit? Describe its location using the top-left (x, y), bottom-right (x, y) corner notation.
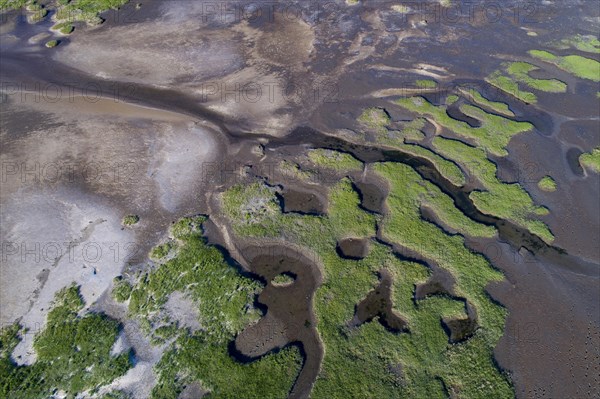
top-left (232, 244), bottom-right (323, 399)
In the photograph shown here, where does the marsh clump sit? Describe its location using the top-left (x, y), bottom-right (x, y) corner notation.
top-left (579, 148), bottom-right (600, 173)
top-left (538, 176), bottom-right (557, 192)
top-left (45, 39), bottom-right (59, 48)
top-left (271, 272), bottom-right (296, 287)
top-left (529, 50), bottom-right (600, 82)
top-left (122, 214), bottom-right (139, 226)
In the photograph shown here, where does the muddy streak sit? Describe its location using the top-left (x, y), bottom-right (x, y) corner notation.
top-left (0, 52), bottom-right (247, 136)
top-left (265, 126), bottom-right (599, 276)
top-left (232, 244), bottom-right (323, 399)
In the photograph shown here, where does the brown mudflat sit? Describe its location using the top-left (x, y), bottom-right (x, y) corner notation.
top-left (336, 237), bottom-right (370, 260)
top-left (415, 266), bottom-right (457, 300)
top-left (352, 180), bottom-right (386, 214)
top-left (233, 244), bottom-right (323, 399)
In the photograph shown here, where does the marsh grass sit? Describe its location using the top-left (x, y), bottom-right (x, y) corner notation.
top-left (0, 286), bottom-right (132, 398)
top-left (395, 96), bottom-right (533, 156)
top-left (506, 62), bottom-right (567, 93)
top-left (537, 176), bottom-right (557, 192)
top-left (52, 21), bottom-right (74, 34)
top-left (458, 88), bottom-right (515, 117)
top-left (529, 50), bottom-right (600, 82)
top-left (485, 72), bottom-right (537, 104)
top-left (432, 137), bottom-right (553, 242)
top-left (124, 217), bottom-right (303, 398)
top-left (307, 148), bottom-right (363, 172)
top-left (579, 148), bottom-right (600, 173)
top-left (122, 214), bottom-right (139, 226)
top-left (554, 35), bottom-right (600, 54)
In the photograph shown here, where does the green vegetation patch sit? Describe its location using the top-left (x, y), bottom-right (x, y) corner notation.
top-left (432, 137), bottom-right (553, 242)
top-left (307, 148), bottom-right (363, 172)
top-left (506, 62), bottom-right (567, 93)
top-left (45, 39), bottom-right (58, 48)
top-left (1, 0), bottom-right (28, 10)
top-left (221, 182), bottom-right (281, 237)
top-left (579, 147), bottom-right (600, 173)
top-left (376, 118), bottom-right (427, 144)
top-left (54, 0), bottom-right (129, 26)
top-left (391, 4), bottom-right (410, 13)
top-left (372, 163), bottom-right (511, 395)
top-left (358, 107), bottom-right (391, 133)
top-left (486, 71), bottom-right (537, 104)
top-left (272, 273), bottom-right (296, 286)
top-left (554, 34), bottom-right (600, 54)
top-left (359, 107), bottom-right (428, 146)
top-left (279, 160), bottom-right (315, 182)
top-left (221, 169), bottom-right (506, 397)
top-left (2, 0), bottom-right (128, 26)
top-left (395, 96), bottom-right (533, 156)
top-left (446, 94), bottom-right (459, 105)
top-left (529, 50), bottom-right (600, 82)
top-left (458, 88), bottom-right (515, 117)
top-left (52, 21), bottom-right (74, 34)
top-left (537, 176), bottom-right (557, 192)
top-left (150, 240), bottom-right (177, 261)
top-left (112, 276), bottom-right (133, 302)
top-left (125, 217), bottom-right (302, 398)
top-left (0, 285), bottom-right (132, 398)
top-left (415, 79), bottom-right (438, 88)
top-left (392, 142), bottom-right (466, 187)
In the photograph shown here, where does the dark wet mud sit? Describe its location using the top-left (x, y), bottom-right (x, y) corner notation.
top-left (232, 245), bottom-right (323, 399)
top-left (352, 178), bottom-right (387, 214)
top-left (336, 237), bottom-right (370, 260)
top-left (349, 269), bottom-right (408, 334)
top-left (415, 266), bottom-right (457, 300)
top-left (566, 147), bottom-right (585, 176)
top-left (441, 301), bottom-right (478, 343)
top-left (281, 188), bottom-right (327, 215)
